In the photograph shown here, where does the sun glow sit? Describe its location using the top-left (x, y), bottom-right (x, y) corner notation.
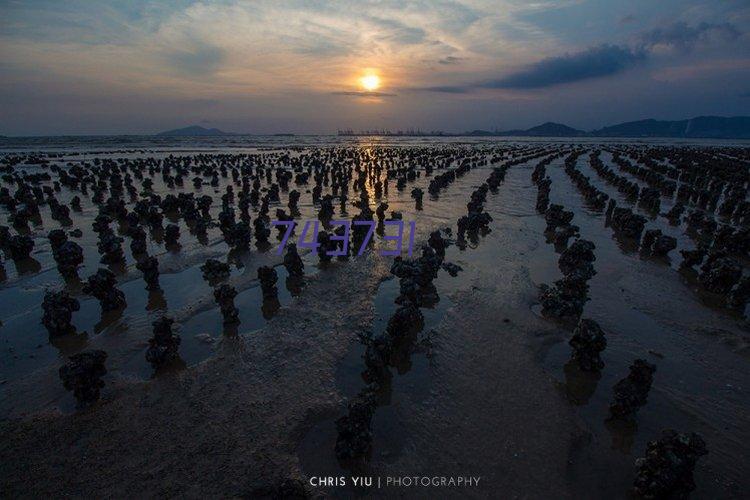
top-left (359, 74), bottom-right (381, 92)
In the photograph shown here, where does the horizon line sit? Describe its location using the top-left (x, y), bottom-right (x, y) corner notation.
top-left (2, 114), bottom-right (749, 139)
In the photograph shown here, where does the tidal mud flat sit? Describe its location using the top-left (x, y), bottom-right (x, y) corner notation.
top-left (0, 138), bottom-right (749, 498)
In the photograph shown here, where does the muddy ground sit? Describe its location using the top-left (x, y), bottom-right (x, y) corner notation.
top-left (1, 142), bottom-right (749, 498)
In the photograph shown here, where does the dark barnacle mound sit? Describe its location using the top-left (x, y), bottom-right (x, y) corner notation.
top-left (8, 234), bottom-right (34, 260)
top-left (129, 226), bottom-right (148, 256)
top-left (53, 240), bottom-right (84, 278)
top-left (83, 268), bottom-right (126, 311)
top-left (228, 221), bottom-right (252, 251)
top-left (201, 258), bottom-right (231, 284)
top-left (92, 214), bottom-right (112, 233)
top-left (728, 276), bottom-right (750, 309)
top-left (164, 223), bottom-right (180, 248)
top-left (568, 318), bottom-right (607, 371)
top-left (610, 207), bottom-right (647, 239)
top-left (532, 156), bottom-right (554, 211)
top-left (48, 229), bottom-right (68, 253)
top-left (486, 165), bottom-right (508, 190)
top-left (0, 225), bottom-right (10, 247)
top-left (544, 204), bottom-right (579, 247)
top-left (563, 151), bottom-right (609, 210)
top-left (638, 187), bottom-right (661, 213)
top-left (258, 265), bottom-right (279, 300)
top-left (214, 283), bottom-right (239, 324)
top-left (664, 202), bottom-right (685, 224)
top-left (334, 386), bottom-right (378, 461)
top-left (97, 232), bottom-right (125, 264)
top-left (610, 359), bottom-right (656, 419)
top-left (287, 189), bottom-right (301, 215)
top-left (253, 216), bottom-right (271, 245)
top-left (386, 302), bottom-right (425, 337)
top-left (539, 239), bottom-right (596, 321)
top-left (536, 177), bottom-right (551, 212)
top-left (59, 350), bottom-right (108, 405)
top-left (283, 243), bottom-right (305, 278)
top-left (679, 248), bottom-right (706, 269)
top-left (145, 317), bottom-right (181, 368)
top-left (545, 204), bottom-right (575, 231)
top-left (70, 195), bottom-right (82, 211)
top-left (539, 277), bottom-right (589, 321)
top-left (633, 430), bottom-right (707, 499)
top-left (457, 185), bottom-right (493, 239)
top-left (427, 228), bottom-right (451, 259)
top-left (318, 194), bottom-right (334, 221)
top-left (316, 230), bottom-right (336, 263)
top-left (699, 255), bottom-right (742, 295)
top-left (376, 202), bottom-right (389, 223)
top-left (411, 187), bottom-right (424, 209)
top-left (274, 209), bottom-right (293, 239)
top-left (41, 290), bottom-right (80, 337)
top-left (390, 245), bottom-right (442, 306)
top-left (652, 234), bottom-right (677, 257)
top-left (640, 229), bottom-right (677, 257)
top-left (136, 255), bottom-right (161, 291)
top-left (558, 239), bottom-right (596, 281)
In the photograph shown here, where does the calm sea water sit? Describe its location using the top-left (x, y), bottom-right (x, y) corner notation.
top-left (2, 134), bottom-right (750, 153)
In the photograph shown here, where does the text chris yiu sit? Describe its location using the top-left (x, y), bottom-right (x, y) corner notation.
top-left (309, 476), bottom-right (372, 487)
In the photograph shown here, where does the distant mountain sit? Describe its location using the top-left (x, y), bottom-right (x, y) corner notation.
top-left (155, 125), bottom-right (234, 136)
top-left (591, 119), bottom-right (686, 138)
top-left (468, 122), bottom-right (586, 137)
top-left (591, 116), bottom-right (750, 139)
top-left (465, 116), bottom-right (750, 139)
top-left (524, 122), bottom-right (586, 137)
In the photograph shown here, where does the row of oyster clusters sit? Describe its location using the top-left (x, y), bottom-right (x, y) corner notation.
top-left (2, 147), bottom-right (479, 407)
top-left (332, 148), bottom-right (555, 465)
top-left (534, 150), bottom-right (709, 498)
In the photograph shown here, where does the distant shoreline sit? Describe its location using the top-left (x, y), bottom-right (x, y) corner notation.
top-left (3, 115), bottom-right (750, 140)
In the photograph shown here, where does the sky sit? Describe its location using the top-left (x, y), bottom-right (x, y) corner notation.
top-left (1, 0), bottom-right (749, 135)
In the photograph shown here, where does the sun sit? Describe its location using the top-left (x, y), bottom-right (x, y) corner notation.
top-left (359, 74), bottom-right (381, 92)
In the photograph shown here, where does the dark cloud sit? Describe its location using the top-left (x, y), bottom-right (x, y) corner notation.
top-left (411, 21), bottom-right (744, 93)
top-left (482, 44), bottom-right (645, 89)
top-left (640, 22), bottom-right (741, 51)
top-left (619, 14), bottom-right (636, 25)
top-left (411, 85), bottom-right (469, 93)
top-left (168, 42), bottom-right (225, 76)
top-left (437, 56), bottom-right (463, 65)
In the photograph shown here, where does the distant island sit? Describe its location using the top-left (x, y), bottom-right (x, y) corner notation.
top-left (155, 125), bottom-right (235, 136)
top-left (479, 122), bottom-right (587, 137)
top-left (337, 116), bottom-right (750, 139)
top-left (467, 116), bottom-right (750, 139)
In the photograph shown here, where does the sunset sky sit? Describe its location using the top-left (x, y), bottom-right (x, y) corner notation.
top-left (1, 0), bottom-right (749, 135)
